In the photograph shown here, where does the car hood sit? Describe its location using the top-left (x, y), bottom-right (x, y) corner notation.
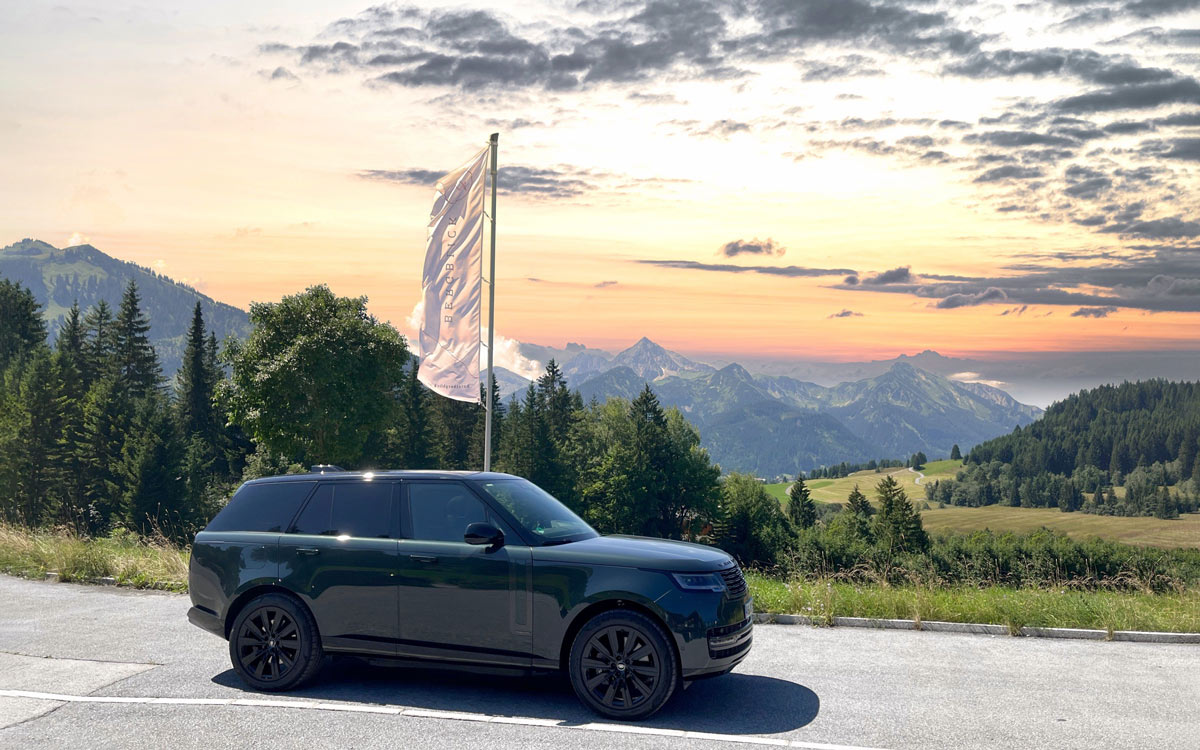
top-left (530, 534), bottom-right (735, 572)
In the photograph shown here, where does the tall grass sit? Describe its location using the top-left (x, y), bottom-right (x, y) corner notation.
top-left (0, 524), bottom-right (189, 591)
top-left (747, 572), bottom-right (1200, 633)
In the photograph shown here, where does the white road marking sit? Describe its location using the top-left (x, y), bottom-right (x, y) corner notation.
top-left (0, 689), bottom-right (890, 750)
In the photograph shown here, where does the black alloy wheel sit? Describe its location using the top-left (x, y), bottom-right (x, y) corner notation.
top-left (229, 593), bottom-right (323, 692)
top-left (569, 610), bottom-right (678, 720)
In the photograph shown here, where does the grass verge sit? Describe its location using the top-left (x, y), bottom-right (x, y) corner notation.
top-left (0, 524), bottom-right (189, 592)
top-left (747, 571), bottom-right (1200, 634)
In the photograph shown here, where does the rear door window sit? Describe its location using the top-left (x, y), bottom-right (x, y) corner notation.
top-left (290, 481), bottom-right (394, 538)
top-left (205, 481), bottom-right (316, 533)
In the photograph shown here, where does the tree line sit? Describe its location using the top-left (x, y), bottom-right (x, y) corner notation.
top-left (928, 381), bottom-right (1200, 519)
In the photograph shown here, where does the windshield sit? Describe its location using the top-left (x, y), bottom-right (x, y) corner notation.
top-left (477, 479), bottom-right (597, 545)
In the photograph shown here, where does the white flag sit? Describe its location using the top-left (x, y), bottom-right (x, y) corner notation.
top-left (418, 147), bottom-right (488, 402)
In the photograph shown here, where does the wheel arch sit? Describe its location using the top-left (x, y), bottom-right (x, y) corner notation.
top-left (557, 598), bottom-right (681, 677)
top-left (223, 584), bottom-right (314, 639)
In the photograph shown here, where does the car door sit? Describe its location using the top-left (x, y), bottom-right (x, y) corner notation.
top-left (278, 479), bottom-right (400, 655)
top-left (396, 480), bottom-right (533, 667)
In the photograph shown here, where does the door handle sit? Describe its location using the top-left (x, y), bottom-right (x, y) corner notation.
top-left (409, 554), bottom-right (438, 564)
top-left (296, 547), bottom-right (320, 555)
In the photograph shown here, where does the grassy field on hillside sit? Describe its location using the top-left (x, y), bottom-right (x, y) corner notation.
top-left (766, 459), bottom-right (962, 507)
top-left (919, 505), bottom-right (1200, 549)
top-left (765, 460), bottom-right (1200, 549)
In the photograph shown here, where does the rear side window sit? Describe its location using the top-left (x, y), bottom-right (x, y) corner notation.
top-left (205, 481), bottom-right (316, 533)
top-left (290, 481), bottom-right (393, 538)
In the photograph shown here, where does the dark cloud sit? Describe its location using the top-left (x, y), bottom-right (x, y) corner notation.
top-left (1101, 216), bottom-right (1200, 239)
top-left (1071, 306), bottom-right (1118, 318)
top-left (634, 259), bottom-right (855, 277)
top-left (267, 0), bottom-right (988, 93)
top-left (947, 48), bottom-right (1175, 87)
top-left (838, 252), bottom-right (1200, 313)
top-left (965, 130), bottom-right (1078, 148)
top-left (594, 280), bottom-right (618, 288)
top-left (1105, 27), bottom-right (1200, 46)
top-left (1164, 137), bottom-right (1200, 161)
top-left (1000, 305), bottom-right (1029, 316)
top-left (828, 309), bottom-right (864, 318)
top-left (483, 117), bottom-right (548, 130)
top-left (864, 266), bottom-right (912, 285)
top-left (1055, 77), bottom-right (1200, 113)
top-left (261, 66), bottom-right (299, 82)
top-left (843, 275), bottom-right (860, 286)
top-left (974, 165), bottom-right (1044, 182)
top-left (359, 164), bottom-right (597, 198)
top-left (719, 238), bottom-right (785, 257)
top-left (936, 287), bottom-right (1007, 308)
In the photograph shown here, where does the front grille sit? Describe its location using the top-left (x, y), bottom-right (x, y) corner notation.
top-left (720, 565), bottom-right (748, 598)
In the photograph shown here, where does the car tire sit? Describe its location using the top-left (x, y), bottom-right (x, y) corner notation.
top-left (229, 593), bottom-right (323, 692)
top-left (568, 609), bottom-right (679, 720)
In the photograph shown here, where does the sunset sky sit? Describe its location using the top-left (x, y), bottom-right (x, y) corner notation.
top-left (2, 0), bottom-right (1199, 367)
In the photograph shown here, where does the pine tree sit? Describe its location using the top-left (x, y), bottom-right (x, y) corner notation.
top-left (83, 299), bottom-right (118, 382)
top-left (54, 303), bottom-right (91, 529)
top-left (844, 484), bottom-right (874, 540)
top-left (846, 484), bottom-right (873, 516)
top-left (176, 303), bottom-right (217, 440)
top-left (950, 444), bottom-right (962, 461)
top-left (787, 477), bottom-right (816, 529)
top-left (629, 385), bottom-right (673, 537)
top-left (120, 395), bottom-right (185, 534)
top-left (873, 475), bottom-right (928, 553)
top-left (77, 376), bottom-right (132, 532)
top-left (113, 280), bottom-right (161, 395)
top-left (12, 350), bottom-right (61, 525)
top-left (0, 278), bottom-right (47, 372)
top-left (397, 363), bottom-right (432, 468)
top-left (467, 377), bottom-right (504, 469)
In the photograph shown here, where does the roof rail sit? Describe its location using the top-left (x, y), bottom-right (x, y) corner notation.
top-left (310, 464), bottom-right (344, 474)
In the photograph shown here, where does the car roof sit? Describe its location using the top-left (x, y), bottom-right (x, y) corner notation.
top-left (243, 470), bottom-right (520, 485)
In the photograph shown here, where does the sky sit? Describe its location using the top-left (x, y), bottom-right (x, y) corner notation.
top-left (2, 0), bottom-right (1199, 374)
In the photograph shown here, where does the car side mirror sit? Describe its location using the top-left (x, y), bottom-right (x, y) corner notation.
top-left (464, 522), bottom-right (504, 547)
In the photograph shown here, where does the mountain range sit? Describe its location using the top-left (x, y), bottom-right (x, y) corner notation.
top-left (523, 337), bottom-right (1042, 477)
top-left (2, 239), bottom-right (1042, 476)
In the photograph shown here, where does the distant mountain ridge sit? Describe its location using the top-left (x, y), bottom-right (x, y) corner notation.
top-left (1, 238), bottom-right (250, 377)
top-left (569, 341), bottom-right (1042, 476)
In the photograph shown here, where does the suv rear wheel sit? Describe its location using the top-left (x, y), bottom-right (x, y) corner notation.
top-left (229, 593), bottom-right (323, 691)
top-left (568, 609), bottom-right (678, 720)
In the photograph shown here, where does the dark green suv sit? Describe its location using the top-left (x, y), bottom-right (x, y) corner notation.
top-left (188, 470), bottom-right (752, 719)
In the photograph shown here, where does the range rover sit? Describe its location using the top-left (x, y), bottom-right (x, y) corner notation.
top-left (187, 470), bottom-right (753, 719)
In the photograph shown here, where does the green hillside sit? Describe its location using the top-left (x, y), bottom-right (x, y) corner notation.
top-left (0, 239), bottom-right (250, 377)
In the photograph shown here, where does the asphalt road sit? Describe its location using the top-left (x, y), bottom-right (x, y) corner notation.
top-left (1, 576), bottom-right (1197, 750)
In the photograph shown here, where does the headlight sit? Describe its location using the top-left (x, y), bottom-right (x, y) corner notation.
top-left (670, 572), bottom-right (725, 592)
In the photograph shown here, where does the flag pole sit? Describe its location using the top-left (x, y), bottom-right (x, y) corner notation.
top-left (483, 132), bottom-right (498, 472)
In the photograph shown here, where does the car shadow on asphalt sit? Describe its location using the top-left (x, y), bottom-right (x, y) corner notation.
top-left (211, 657), bottom-right (819, 735)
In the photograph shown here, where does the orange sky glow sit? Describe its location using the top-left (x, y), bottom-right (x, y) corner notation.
top-left (3, 1), bottom-right (1199, 362)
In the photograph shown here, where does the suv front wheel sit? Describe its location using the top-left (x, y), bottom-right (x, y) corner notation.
top-left (229, 593), bottom-right (324, 691)
top-left (568, 609), bottom-right (679, 720)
